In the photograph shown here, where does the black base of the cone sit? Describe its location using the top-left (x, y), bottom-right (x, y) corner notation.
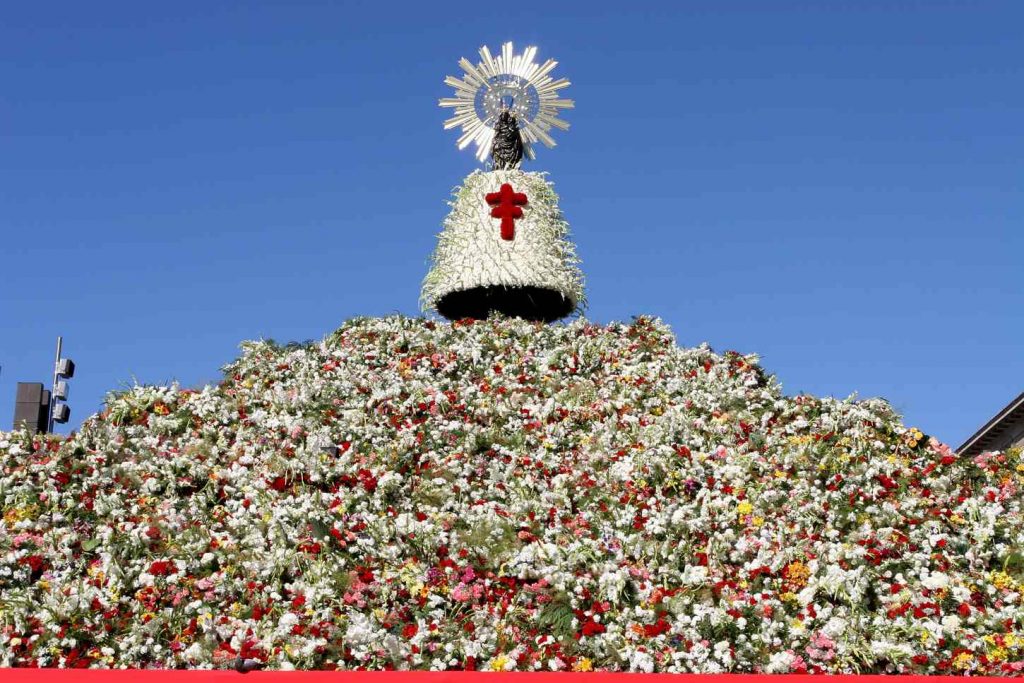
top-left (436, 286), bottom-right (574, 323)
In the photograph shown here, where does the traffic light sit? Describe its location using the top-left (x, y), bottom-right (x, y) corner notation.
top-left (57, 358), bottom-right (75, 379)
top-left (9, 337), bottom-right (77, 433)
top-left (52, 403), bottom-right (71, 424)
top-left (49, 337), bottom-right (75, 430)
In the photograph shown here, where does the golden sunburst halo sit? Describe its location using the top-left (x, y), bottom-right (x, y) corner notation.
top-left (439, 42), bottom-right (574, 163)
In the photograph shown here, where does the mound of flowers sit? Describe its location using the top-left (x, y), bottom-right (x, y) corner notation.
top-left (1, 316), bottom-right (1022, 674)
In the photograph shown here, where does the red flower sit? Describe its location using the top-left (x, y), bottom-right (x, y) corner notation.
top-left (149, 560), bottom-right (175, 576)
top-left (402, 623), bottom-right (418, 639)
top-left (357, 468), bottom-right (378, 493)
top-left (580, 619), bottom-right (605, 637)
top-left (20, 555), bottom-right (45, 573)
top-left (643, 618), bottom-right (671, 638)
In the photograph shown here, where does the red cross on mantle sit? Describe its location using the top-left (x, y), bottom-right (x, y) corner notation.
top-left (485, 183), bottom-right (528, 241)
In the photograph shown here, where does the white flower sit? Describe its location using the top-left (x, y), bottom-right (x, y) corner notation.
top-left (628, 649), bottom-right (655, 673)
top-left (681, 565), bottom-right (708, 585)
top-left (922, 571), bottom-right (950, 590)
top-left (766, 650), bottom-right (797, 673)
top-left (797, 585), bottom-right (817, 606)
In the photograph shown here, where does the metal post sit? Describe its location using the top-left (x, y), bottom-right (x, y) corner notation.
top-left (48, 336), bottom-right (62, 434)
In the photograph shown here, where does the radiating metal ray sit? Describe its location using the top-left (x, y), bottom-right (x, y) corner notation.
top-left (440, 42), bottom-right (573, 163)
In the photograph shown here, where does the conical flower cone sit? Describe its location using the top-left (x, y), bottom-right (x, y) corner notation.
top-left (421, 169), bottom-right (585, 322)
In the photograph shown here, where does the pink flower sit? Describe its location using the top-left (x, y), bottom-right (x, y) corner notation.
top-left (807, 632), bottom-right (836, 662)
top-left (810, 631), bottom-right (835, 649)
top-left (451, 584), bottom-right (474, 602)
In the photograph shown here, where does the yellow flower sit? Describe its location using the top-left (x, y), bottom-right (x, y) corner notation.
top-left (490, 655), bottom-right (510, 671)
top-left (4, 504), bottom-right (39, 526)
top-left (952, 652), bottom-right (973, 670)
top-left (991, 571), bottom-right (1017, 590)
top-left (785, 561), bottom-right (811, 586)
top-left (573, 658), bottom-right (593, 672)
top-left (736, 501), bottom-right (753, 516)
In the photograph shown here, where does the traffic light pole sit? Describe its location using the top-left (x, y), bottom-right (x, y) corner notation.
top-left (48, 336), bottom-right (62, 434)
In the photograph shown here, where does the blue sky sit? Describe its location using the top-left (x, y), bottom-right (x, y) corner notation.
top-left (1, 1), bottom-right (1021, 447)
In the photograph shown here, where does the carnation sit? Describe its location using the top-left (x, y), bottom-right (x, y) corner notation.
top-left (1, 315), bottom-right (1022, 674)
